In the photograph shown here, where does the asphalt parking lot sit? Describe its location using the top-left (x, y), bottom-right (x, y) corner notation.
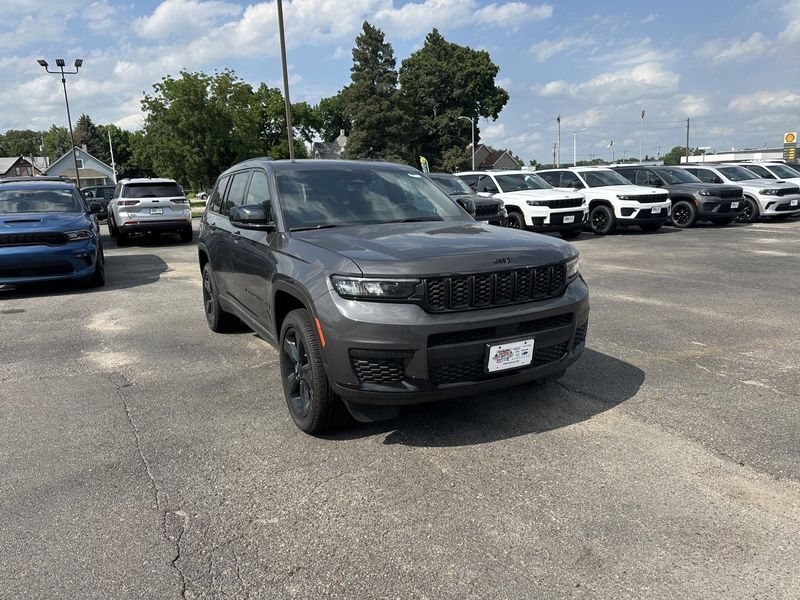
top-left (2, 219), bottom-right (799, 599)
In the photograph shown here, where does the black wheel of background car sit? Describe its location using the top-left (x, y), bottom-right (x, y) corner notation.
top-left (640, 223), bottom-right (662, 232)
top-left (588, 205), bottom-right (616, 235)
top-left (107, 218), bottom-right (117, 238)
top-left (279, 309), bottom-right (349, 434)
top-left (202, 263), bottom-right (239, 333)
top-left (559, 228), bottom-right (581, 240)
top-left (180, 228), bottom-right (193, 242)
top-left (710, 217), bottom-right (733, 225)
top-left (505, 211), bottom-right (524, 229)
top-left (84, 248), bottom-right (105, 288)
top-left (738, 197), bottom-right (759, 223)
top-left (670, 201), bottom-right (697, 228)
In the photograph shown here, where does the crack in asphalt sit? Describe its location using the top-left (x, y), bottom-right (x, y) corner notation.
top-left (113, 373), bottom-right (190, 599)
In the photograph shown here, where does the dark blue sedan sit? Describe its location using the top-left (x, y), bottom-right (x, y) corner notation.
top-left (0, 178), bottom-right (105, 287)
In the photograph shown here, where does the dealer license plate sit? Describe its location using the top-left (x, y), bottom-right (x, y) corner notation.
top-left (731, 202), bottom-right (739, 208)
top-left (651, 206), bottom-right (662, 214)
top-left (486, 338), bottom-right (535, 373)
top-left (150, 208), bottom-right (163, 215)
top-left (563, 215), bottom-right (575, 224)
top-left (792, 199), bottom-right (799, 206)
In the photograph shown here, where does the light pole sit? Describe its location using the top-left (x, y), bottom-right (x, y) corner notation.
top-left (37, 58), bottom-right (83, 188)
top-left (556, 115), bottom-right (561, 167)
top-left (458, 115), bottom-right (475, 170)
top-left (276, 0), bottom-right (295, 160)
top-left (572, 128), bottom-right (586, 166)
top-left (639, 109), bottom-right (645, 163)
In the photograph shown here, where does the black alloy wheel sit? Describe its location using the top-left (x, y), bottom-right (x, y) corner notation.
top-left (670, 201), bottom-right (697, 228)
top-left (505, 211), bottom-right (524, 229)
top-left (738, 198), bottom-right (759, 223)
top-left (278, 309), bottom-right (349, 434)
top-left (202, 263), bottom-right (238, 332)
top-left (589, 205), bottom-right (616, 235)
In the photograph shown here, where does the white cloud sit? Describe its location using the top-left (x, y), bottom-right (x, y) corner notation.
top-left (728, 90), bottom-right (800, 113)
top-left (474, 2), bottom-right (552, 26)
top-left (696, 32), bottom-right (773, 64)
top-left (590, 37), bottom-right (678, 66)
top-left (134, 0), bottom-right (242, 39)
top-left (639, 13), bottom-right (657, 24)
top-left (529, 34), bottom-right (594, 62)
top-left (679, 95), bottom-right (710, 117)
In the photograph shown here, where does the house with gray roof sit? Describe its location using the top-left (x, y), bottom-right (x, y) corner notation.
top-left (0, 156), bottom-right (41, 178)
top-left (45, 146), bottom-right (115, 186)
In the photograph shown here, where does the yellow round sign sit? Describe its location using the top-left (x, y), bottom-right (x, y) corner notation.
top-left (785, 132), bottom-right (797, 144)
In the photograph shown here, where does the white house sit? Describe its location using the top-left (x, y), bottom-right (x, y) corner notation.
top-left (45, 146), bottom-right (115, 186)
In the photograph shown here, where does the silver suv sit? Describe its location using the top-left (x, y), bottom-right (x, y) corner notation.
top-left (108, 178), bottom-right (192, 244)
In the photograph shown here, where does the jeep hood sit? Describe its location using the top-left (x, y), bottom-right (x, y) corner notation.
top-left (296, 221), bottom-right (574, 276)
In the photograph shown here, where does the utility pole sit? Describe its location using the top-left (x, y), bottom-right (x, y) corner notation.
top-left (556, 115), bottom-right (561, 168)
top-left (552, 143), bottom-right (556, 166)
top-left (107, 128), bottom-right (117, 183)
top-left (685, 118), bottom-right (690, 163)
top-left (572, 129), bottom-right (586, 166)
top-left (458, 116), bottom-right (476, 170)
top-left (276, 0), bottom-right (295, 160)
top-left (639, 109), bottom-right (645, 163)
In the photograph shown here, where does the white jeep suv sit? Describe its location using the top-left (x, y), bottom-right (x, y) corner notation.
top-left (537, 167), bottom-right (671, 235)
top-left (681, 164), bottom-right (800, 222)
top-left (108, 178), bottom-right (193, 244)
top-left (455, 170), bottom-right (587, 239)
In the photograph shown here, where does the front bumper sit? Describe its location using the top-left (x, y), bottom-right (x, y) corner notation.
top-left (697, 197), bottom-right (746, 218)
top-left (314, 277), bottom-right (590, 406)
top-left (617, 200), bottom-right (671, 224)
top-left (759, 196), bottom-right (800, 216)
top-left (117, 217), bottom-right (192, 234)
top-left (526, 207), bottom-right (588, 232)
top-left (0, 239), bottom-right (100, 286)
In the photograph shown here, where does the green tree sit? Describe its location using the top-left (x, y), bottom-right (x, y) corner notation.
top-left (662, 145), bottom-right (696, 165)
top-left (42, 125), bottom-right (71, 162)
top-left (341, 22), bottom-right (407, 161)
top-left (315, 92), bottom-right (352, 142)
top-left (399, 29), bottom-right (508, 170)
top-left (2, 129), bottom-right (42, 156)
top-left (440, 147), bottom-right (470, 172)
top-left (73, 114), bottom-right (103, 156)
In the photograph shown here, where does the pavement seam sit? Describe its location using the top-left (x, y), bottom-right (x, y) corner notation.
top-left (112, 373), bottom-right (189, 599)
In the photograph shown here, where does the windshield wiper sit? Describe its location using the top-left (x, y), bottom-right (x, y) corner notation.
top-left (383, 217), bottom-right (444, 223)
top-left (290, 224), bottom-right (344, 232)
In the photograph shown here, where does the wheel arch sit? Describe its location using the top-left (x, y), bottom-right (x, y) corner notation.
top-left (273, 282), bottom-right (314, 338)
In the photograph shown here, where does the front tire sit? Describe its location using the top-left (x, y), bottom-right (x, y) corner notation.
top-left (505, 211), bottom-right (525, 229)
top-left (279, 309), bottom-right (348, 434)
top-left (670, 200), bottom-right (697, 228)
top-left (201, 262), bottom-right (239, 333)
top-left (589, 205), bottom-right (616, 235)
top-left (84, 249), bottom-right (105, 288)
top-left (738, 197), bottom-right (760, 223)
top-left (107, 217), bottom-right (117, 238)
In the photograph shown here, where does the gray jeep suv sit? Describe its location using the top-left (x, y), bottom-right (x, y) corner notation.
top-left (198, 159), bottom-right (589, 434)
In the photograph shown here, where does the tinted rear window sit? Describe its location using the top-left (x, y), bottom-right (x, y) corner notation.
top-left (0, 189), bottom-right (83, 213)
top-left (122, 183), bottom-right (183, 198)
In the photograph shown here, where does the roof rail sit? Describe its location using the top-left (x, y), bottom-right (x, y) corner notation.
top-left (0, 175), bottom-right (72, 183)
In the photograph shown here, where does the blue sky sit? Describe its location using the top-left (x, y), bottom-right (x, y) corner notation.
top-left (2, 0), bottom-right (799, 164)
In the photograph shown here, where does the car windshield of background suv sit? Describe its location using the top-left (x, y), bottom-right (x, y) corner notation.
top-left (768, 164), bottom-right (800, 178)
top-left (430, 174), bottom-right (473, 195)
top-left (659, 168), bottom-right (700, 184)
top-left (494, 173), bottom-right (550, 192)
top-left (583, 170), bottom-right (633, 187)
top-left (717, 166), bottom-right (761, 181)
top-left (122, 183), bottom-right (184, 198)
top-left (276, 168), bottom-right (468, 230)
top-left (0, 189), bottom-right (82, 213)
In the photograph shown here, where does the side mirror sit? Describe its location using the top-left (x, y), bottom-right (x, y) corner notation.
top-left (89, 202), bottom-right (102, 214)
top-left (571, 183), bottom-right (584, 189)
top-left (455, 197), bottom-right (476, 217)
top-left (84, 190), bottom-right (94, 198)
top-left (229, 203), bottom-right (275, 230)
top-left (484, 186), bottom-right (499, 195)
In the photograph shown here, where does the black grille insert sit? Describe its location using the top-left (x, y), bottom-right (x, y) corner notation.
top-left (350, 349), bottom-right (412, 384)
top-left (0, 232), bottom-right (70, 247)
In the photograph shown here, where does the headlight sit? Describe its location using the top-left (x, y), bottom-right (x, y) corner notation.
top-left (65, 229), bottom-right (93, 240)
top-left (617, 195), bottom-right (634, 200)
top-left (331, 276), bottom-right (419, 299)
top-left (760, 189), bottom-right (779, 195)
top-left (698, 190), bottom-right (713, 196)
top-left (526, 200), bottom-right (546, 207)
top-left (566, 255), bottom-right (579, 282)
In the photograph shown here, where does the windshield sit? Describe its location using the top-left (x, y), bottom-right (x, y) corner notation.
top-left (276, 167), bottom-right (468, 230)
top-left (0, 189), bottom-right (83, 214)
top-left (494, 173), bottom-right (551, 191)
top-left (718, 166), bottom-right (760, 181)
top-left (658, 168), bottom-right (699, 184)
top-left (767, 164), bottom-right (800, 178)
top-left (123, 182), bottom-right (184, 198)
top-left (583, 170), bottom-right (633, 187)
top-left (429, 174), bottom-right (473, 195)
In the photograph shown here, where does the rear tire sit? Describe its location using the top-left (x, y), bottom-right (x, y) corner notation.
top-left (107, 218), bottom-right (117, 238)
top-left (279, 309), bottom-right (349, 434)
top-left (202, 263), bottom-right (239, 333)
top-left (738, 197), bottom-right (759, 223)
top-left (670, 200), bottom-right (697, 228)
top-left (588, 205), bottom-right (616, 235)
top-left (84, 249), bottom-right (105, 288)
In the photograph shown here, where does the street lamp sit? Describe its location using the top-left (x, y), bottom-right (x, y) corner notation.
top-left (276, 0), bottom-right (295, 161)
top-left (639, 109), bottom-right (645, 163)
top-left (458, 116), bottom-right (476, 170)
top-left (572, 128), bottom-right (586, 166)
top-left (37, 58), bottom-right (83, 188)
